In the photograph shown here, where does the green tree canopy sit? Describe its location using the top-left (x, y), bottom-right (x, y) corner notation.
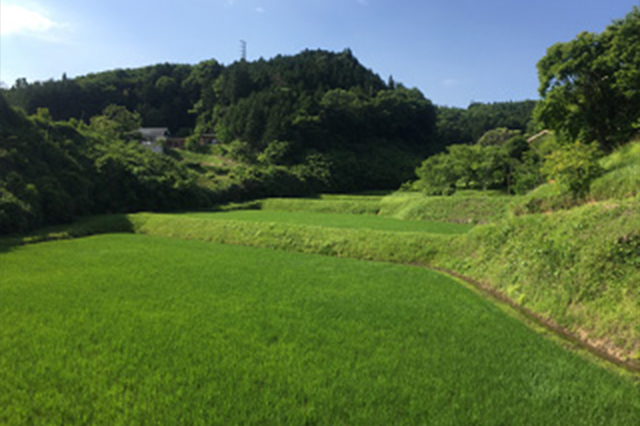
top-left (414, 128), bottom-right (542, 195)
top-left (89, 104), bottom-right (142, 139)
top-left (535, 7), bottom-right (640, 151)
top-left (436, 101), bottom-right (537, 147)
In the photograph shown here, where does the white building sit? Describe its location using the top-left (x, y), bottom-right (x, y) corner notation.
top-left (138, 127), bottom-right (169, 153)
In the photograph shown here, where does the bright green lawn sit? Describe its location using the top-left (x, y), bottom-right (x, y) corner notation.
top-left (180, 210), bottom-right (474, 234)
top-left (1, 234), bottom-right (639, 425)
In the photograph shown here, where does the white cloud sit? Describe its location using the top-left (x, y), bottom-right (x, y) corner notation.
top-left (0, 2), bottom-right (64, 36)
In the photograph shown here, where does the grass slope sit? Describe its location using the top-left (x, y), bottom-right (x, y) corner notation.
top-left (591, 141), bottom-right (640, 201)
top-left (513, 141), bottom-right (640, 215)
top-left (379, 191), bottom-right (516, 224)
top-left (437, 198), bottom-right (640, 361)
top-left (2, 234), bottom-right (639, 425)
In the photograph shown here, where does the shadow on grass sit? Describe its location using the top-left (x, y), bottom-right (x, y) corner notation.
top-left (0, 214), bottom-right (135, 255)
top-left (0, 237), bottom-right (23, 255)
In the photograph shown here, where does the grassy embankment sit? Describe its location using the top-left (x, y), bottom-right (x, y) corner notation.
top-left (378, 191), bottom-right (515, 223)
top-left (2, 234), bottom-right (639, 425)
top-left (439, 198), bottom-right (640, 362)
top-left (449, 141), bottom-right (640, 362)
top-left (127, 212), bottom-right (453, 264)
top-left (512, 140), bottom-right (640, 214)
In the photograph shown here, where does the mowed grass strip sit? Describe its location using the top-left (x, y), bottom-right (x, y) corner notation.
top-left (180, 210), bottom-right (474, 234)
top-left (1, 234), bottom-right (639, 425)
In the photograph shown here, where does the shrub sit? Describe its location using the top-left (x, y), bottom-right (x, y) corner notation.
top-left (541, 141), bottom-right (603, 200)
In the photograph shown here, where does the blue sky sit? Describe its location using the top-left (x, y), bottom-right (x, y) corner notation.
top-left (1, 0), bottom-right (638, 107)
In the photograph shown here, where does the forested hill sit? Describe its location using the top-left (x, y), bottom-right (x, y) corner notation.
top-left (2, 49), bottom-right (535, 147)
top-left (2, 49), bottom-right (390, 135)
top-left (3, 50), bottom-right (431, 194)
top-left (5, 62), bottom-right (201, 134)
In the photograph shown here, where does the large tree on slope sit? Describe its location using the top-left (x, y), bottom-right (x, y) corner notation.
top-left (535, 7), bottom-right (640, 151)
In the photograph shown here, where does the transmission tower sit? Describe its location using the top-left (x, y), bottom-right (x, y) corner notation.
top-left (240, 40), bottom-right (247, 61)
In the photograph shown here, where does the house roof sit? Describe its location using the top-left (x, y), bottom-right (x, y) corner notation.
top-left (138, 128), bottom-right (169, 140)
top-left (527, 129), bottom-right (550, 143)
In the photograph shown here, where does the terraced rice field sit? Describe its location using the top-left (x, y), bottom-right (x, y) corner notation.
top-left (181, 210), bottom-right (474, 234)
top-left (1, 233), bottom-right (639, 425)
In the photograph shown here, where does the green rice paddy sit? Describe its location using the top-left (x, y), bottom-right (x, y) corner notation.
top-left (1, 234), bottom-right (639, 425)
top-left (181, 210), bottom-right (474, 234)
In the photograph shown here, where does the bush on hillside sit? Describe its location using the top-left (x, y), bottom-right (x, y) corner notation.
top-left (510, 183), bottom-right (576, 215)
top-left (512, 141), bottom-right (640, 215)
top-left (541, 141), bottom-right (603, 200)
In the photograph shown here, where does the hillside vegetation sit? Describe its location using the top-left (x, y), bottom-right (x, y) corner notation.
top-left (513, 139), bottom-right (640, 215)
top-left (441, 198), bottom-right (640, 360)
top-left (0, 47), bottom-right (537, 238)
top-left (0, 96), bottom-right (211, 234)
top-left (2, 50), bottom-right (536, 151)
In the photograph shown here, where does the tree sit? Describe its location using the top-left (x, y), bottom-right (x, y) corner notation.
top-left (535, 7), bottom-right (640, 151)
top-left (414, 130), bottom-right (542, 195)
top-left (89, 104), bottom-right (141, 139)
top-left (415, 143), bottom-right (510, 194)
top-left (414, 152), bottom-right (457, 195)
